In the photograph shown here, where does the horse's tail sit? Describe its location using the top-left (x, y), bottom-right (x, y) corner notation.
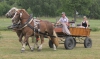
top-left (52, 30), bottom-right (59, 47)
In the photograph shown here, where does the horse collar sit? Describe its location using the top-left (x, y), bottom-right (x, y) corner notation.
top-left (19, 14), bottom-right (33, 29)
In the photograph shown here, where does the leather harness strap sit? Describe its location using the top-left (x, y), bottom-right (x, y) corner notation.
top-left (19, 14), bottom-right (33, 29)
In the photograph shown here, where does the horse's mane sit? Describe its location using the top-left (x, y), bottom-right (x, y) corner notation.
top-left (10, 7), bottom-right (19, 11)
top-left (21, 9), bottom-right (29, 16)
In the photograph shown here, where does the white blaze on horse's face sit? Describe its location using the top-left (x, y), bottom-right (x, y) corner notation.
top-left (12, 11), bottom-right (20, 24)
top-left (20, 13), bottom-right (22, 17)
top-left (12, 12), bottom-right (17, 20)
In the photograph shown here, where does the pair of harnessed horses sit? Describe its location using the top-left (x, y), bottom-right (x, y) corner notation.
top-left (5, 7), bottom-right (59, 52)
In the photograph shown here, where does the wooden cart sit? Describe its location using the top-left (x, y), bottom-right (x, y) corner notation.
top-left (49, 25), bottom-right (92, 50)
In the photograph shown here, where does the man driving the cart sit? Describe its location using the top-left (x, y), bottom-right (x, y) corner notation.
top-left (57, 12), bottom-right (71, 35)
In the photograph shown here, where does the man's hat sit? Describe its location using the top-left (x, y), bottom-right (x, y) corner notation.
top-left (62, 12), bottom-right (65, 14)
top-left (83, 16), bottom-right (87, 19)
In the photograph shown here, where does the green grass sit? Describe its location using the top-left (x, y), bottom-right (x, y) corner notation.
top-left (0, 17), bottom-right (12, 31)
top-left (0, 17), bottom-right (100, 31)
top-left (0, 17), bottom-right (100, 59)
top-left (0, 31), bottom-right (100, 59)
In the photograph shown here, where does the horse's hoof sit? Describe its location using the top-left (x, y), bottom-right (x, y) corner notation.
top-left (53, 49), bottom-right (57, 51)
top-left (38, 48), bottom-right (42, 51)
top-left (38, 49), bottom-right (41, 51)
top-left (37, 46), bottom-right (39, 49)
top-left (31, 49), bottom-right (34, 52)
top-left (21, 50), bottom-right (25, 53)
top-left (30, 47), bottom-right (34, 52)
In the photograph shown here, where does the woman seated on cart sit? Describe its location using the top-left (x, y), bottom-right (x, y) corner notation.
top-left (57, 12), bottom-right (71, 35)
top-left (79, 16), bottom-right (89, 28)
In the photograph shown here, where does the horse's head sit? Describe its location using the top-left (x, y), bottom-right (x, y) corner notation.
top-left (12, 9), bottom-right (29, 24)
top-left (5, 7), bottom-right (18, 18)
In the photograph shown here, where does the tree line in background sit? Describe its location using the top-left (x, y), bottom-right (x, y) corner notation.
top-left (0, 0), bottom-right (100, 19)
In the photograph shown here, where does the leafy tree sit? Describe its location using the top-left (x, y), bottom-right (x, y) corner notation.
top-left (89, 0), bottom-right (100, 19)
top-left (16, 0), bottom-right (61, 17)
top-left (6, 0), bottom-right (15, 5)
top-left (0, 0), bottom-right (100, 19)
top-left (60, 0), bottom-right (92, 21)
top-left (17, 0), bottom-right (30, 9)
top-left (0, 2), bottom-right (10, 16)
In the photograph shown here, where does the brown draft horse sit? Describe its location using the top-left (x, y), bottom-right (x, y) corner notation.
top-left (5, 7), bottom-right (39, 48)
top-left (12, 9), bottom-right (59, 52)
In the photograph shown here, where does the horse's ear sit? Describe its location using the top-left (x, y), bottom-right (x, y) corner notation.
top-left (20, 9), bottom-right (25, 12)
top-left (22, 9), bottom-right (25, 11)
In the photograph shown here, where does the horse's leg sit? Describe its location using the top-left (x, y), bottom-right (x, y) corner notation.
top-left (16, 30), bottom-right (22, 38)
top-left (38, 35), bottom-right (44, 51)
top-left (49, 37), bottom-right (57, 50)
top-left (53, 43), bottom-right (57, 50)
top-left (31, 35), bottom-right (39, 51)
top-left (16, 30), bottom-right (23, 45)
top-left (21, 41), bottom-right (26, 52)
top-left (19, 34), bottom-right (31, 49)
top-left (31, 36), bottom-right (34, 43)
top-left (19, 33), bottom-right (23, 43)
top-left (52, 30), bottom-right (59, 50)
top-left (36, 35), bottom-right (40, 48)
top-left (26, 39), bottom-right (31, 50)
top-left (30, 36), bottom-right (35, 51)
top-left (21, 35), bottom-right (29, 52)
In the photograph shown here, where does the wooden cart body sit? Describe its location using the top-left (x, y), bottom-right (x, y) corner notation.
top-left (54, 27), bottom-right (91, 37)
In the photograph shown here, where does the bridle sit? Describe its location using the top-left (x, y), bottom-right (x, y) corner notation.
top-left (13, 11), bottom-right (33, 30)
top-left (7, 9), bottom-right (17, 18)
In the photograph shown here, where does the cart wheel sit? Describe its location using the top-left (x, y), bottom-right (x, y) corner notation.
top-left (84, 37), bottom-right (92, 48)
top-left (49, 40), bottom-right (53, 48)
top-left (64, 37), bottom-right (75, 50)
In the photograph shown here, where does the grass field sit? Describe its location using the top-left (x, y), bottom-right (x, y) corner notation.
top-left (0, 17), bottom-right (100, 59)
